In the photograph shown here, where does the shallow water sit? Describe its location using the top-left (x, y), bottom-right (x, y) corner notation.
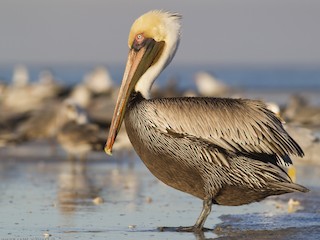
top-left (0, 142), bottom-right (320, 240)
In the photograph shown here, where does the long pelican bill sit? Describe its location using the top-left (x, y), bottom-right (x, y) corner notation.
top-left (105, 39), bottom-right (164, 155)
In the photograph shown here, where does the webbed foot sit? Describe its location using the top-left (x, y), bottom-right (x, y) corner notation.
top-left (157, 226), bottom-right (212, 232)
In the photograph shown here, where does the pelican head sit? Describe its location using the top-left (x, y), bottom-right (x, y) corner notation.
top-left (105, 10), bottom-right (181, 155)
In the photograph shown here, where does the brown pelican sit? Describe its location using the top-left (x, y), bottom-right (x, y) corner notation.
top-left (105, 10), bottom-right (309, 232)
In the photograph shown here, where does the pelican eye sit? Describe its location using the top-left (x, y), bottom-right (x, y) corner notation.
top-left (136, 33), bottom-right (144, 43)
top-left (132, 33), bottom-right (147, 51)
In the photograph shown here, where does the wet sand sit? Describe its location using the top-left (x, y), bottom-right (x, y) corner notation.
top-left (0, 141), bottom-right (319, 240)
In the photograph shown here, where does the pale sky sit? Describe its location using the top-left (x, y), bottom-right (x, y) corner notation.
top-left (0, 0), bottom-right (320, 66)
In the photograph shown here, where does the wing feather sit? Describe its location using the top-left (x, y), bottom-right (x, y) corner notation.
top-left (144, 97), bottom-right (303, 166)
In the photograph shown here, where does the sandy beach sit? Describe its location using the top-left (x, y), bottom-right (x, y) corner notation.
top-left (0, 139), bottom-right (319, 240)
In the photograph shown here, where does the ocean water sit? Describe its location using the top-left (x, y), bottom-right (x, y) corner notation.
top-left (1, 64), bottom-right (320, 91)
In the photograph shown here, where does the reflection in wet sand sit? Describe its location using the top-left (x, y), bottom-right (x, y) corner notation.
top-left (100, 166), bottom-right (145, 212)
top-left (0, 153), bottom-right (319, 239)
top-left (56, 158), bottom-right (145, 216)
top-left (57, 161), bottom-right (102, 214)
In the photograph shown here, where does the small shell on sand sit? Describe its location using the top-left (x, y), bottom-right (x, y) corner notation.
top-left (128, 224), bottom-right (136, 229)
top-left (145, 196), bottom-right (153, 203)
top-left (288, 198), bottom-right (302, 213)
top-left (43, 232), bottom-right (52, 238)
top-left (92, 196), bottom-right (104, 205)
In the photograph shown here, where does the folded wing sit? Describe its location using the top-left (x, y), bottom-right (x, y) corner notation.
top-left (145, 97), bottom-right (303, 167)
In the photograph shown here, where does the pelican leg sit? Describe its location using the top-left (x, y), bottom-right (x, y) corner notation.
top-left (177, 197), bottom-right (213, 232)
